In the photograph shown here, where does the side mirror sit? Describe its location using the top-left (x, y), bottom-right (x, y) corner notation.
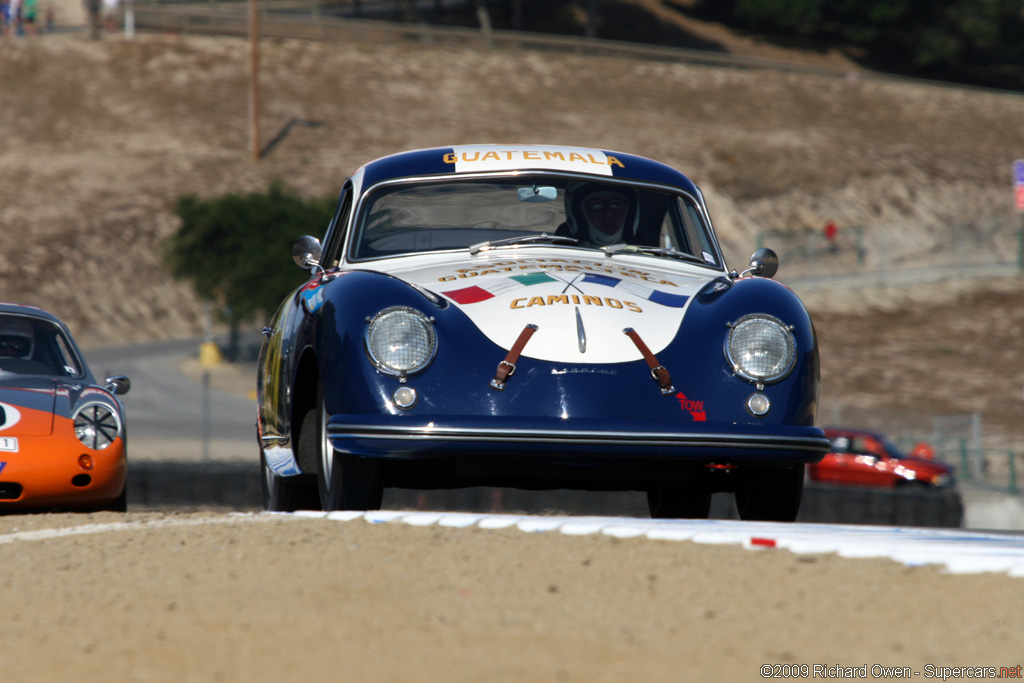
top-left (105, 375), bottom-right (131, 396)
top-left (292, 235), bottom-right (323, 270)
top-left (746, 248), bottom-right (779, 279)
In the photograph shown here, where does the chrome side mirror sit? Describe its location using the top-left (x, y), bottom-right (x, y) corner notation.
top-left (105, 375), bottom-right (131, 396)
top-left (744, 248), bottom-right (779, 279)
top-left (291, 235), bottom-right (323, 271)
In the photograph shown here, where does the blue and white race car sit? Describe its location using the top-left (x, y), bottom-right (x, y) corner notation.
top-left (256, 145), bottom-right (829, 520)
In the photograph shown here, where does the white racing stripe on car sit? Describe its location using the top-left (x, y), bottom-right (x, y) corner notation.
top-left (299, 511), bottom-right (1024, 578)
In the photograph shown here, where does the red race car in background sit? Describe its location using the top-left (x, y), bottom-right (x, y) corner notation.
top-left (807, 427), bottom-right (955, 489)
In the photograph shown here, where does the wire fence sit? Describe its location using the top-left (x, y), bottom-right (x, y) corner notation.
top-left (820, 404), bottom-right (1022, 495)
top-left (761, 217), bottom-right (1024, 288)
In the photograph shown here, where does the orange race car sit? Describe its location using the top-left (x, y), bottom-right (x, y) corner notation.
top-left (0, 303), bottom-right (131, 512)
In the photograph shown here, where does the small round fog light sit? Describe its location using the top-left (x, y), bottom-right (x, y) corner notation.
top-left (78, 454), bottom-right (95, 471)
top-left (393, 386), bottom-right (418, 410)
top-left (746, 393), bottom-right (770, 417)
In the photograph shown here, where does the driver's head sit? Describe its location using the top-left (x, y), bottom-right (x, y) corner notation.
top-left (565, 182), bottom-right (637, 247)
top-left (582, 190), bottom-right (628, 238)
top-left (0, 318), bottom-right (34, 359)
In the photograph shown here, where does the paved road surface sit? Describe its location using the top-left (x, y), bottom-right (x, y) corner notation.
top-left (84, 337), bottom-right (256, 462)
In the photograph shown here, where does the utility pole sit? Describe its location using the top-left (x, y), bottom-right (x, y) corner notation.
top-left (249, 0), bottom-right (261, 161)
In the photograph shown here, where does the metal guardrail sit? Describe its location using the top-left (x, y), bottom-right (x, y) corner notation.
top-left (950, 445), bottom-right (1021, 495)
top-left (760, 223), bottom-right (1024, 292)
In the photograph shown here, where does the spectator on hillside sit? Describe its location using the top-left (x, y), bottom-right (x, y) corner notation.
top-left (21, 0), bottom-right (37, 36)
top-left (1, 0), bottom-right (10, 37)
top-left (101, 0), bottom-right (118, 32)
top-left (83, 0), bottom-right (100, 38)
top-left (7, 0), bottom-right (20, 36)
top-left (823, 219), bottom-right (838, 253)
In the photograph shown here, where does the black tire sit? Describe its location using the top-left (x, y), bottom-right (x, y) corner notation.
top-left (260, 446), bottom-right (319, 512)
top-left (647, 482), bottom-right (712, 519)
top-left (73, 482), bottom-right (127, 513)
top-left (304, 387), bottom-right (382, 512)
top-left (734, 464), bottom-right (804, 522)
top-left (100, 483), bottom-right (128, 512)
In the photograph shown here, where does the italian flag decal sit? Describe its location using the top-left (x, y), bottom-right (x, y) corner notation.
top-left (442, 272), bottom-right (557, 304)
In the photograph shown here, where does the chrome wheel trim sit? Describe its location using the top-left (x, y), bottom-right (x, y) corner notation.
top-left (261, 451), bottom-right (275, 492)
top-left (319, 398), bottom-right (333, 487)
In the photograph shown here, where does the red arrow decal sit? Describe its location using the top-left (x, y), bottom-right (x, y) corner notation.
top-left (676, 392), bottom-right (707, 421)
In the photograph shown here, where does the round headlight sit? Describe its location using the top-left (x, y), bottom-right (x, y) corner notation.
top-left (365, 306), bottom-right (436, 379)
top-left (73, 403), bottom-right (121, 450)
top-left (725, 313), bottom-right (796, 384)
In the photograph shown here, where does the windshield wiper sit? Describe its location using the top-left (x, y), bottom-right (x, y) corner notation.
top-left (469, 233), bottom-right (578, 255)
top-left (602, 244), bottom-right (707, 264)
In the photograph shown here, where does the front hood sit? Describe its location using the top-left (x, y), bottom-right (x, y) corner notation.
top-left (0, 380), bottom-right (58, 436)
top-left (375, 250), bottom-right (721, 363)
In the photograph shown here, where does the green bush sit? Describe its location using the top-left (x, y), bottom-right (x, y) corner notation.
top-left (164, 182), bottom-right (336, 329)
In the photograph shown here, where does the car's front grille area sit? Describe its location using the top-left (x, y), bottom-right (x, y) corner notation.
top-left (0, 482), bottom-right (23, 500)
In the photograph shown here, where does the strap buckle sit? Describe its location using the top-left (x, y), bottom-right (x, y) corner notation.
top-left (490, 325), bottom-right (538, 391)
top-left (624, 328), bottom-right (675, 396)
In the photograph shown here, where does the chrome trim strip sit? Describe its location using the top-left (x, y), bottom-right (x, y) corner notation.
top-left (575, 307), bottom-right (586, 354)
top-left (326, 424), bottom-right (830, 453)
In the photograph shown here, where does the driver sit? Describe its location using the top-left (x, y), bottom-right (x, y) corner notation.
top-left (558, 182), bottom-right (638, 248)
top-left (0, 317), bottom-right (34, 360)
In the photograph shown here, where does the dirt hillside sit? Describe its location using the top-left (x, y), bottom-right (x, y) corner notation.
top-left (1, 25), bottom-right (1023, 444)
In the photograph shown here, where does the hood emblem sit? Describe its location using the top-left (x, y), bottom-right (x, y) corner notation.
top-left (575, 307), bottom-right (587, 354)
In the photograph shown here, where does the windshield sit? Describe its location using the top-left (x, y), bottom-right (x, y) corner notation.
top-left (349, 176), bottom-right (720, 267)
top-left (0, 314), bottom-right (84, 378)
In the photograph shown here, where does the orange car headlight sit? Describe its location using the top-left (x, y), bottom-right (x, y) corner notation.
top-left (73, 403), bottom-right (121, 450)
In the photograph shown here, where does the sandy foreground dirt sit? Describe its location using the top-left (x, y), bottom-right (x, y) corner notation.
top-left (3, 17), bottom-right (1024, 679)
top-left (0, 510), bottom-right (1022, 681)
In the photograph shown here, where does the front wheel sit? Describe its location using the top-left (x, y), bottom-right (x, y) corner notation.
top-left (303, 388), bottom-right (382, 512)
top-left (734, 464), bottom-right (804, 522)
top-left (88, 483), bottom-right (127, 513)
top-left (260, 446), bottom-right (318, 511)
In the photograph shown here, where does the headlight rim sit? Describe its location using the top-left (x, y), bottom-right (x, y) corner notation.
top-left (72, 401), bottom-right (122, 451)
top-left (364, 305), bottom-right (437, 380)
top-left (724, 312), bottom-right (797, 385)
